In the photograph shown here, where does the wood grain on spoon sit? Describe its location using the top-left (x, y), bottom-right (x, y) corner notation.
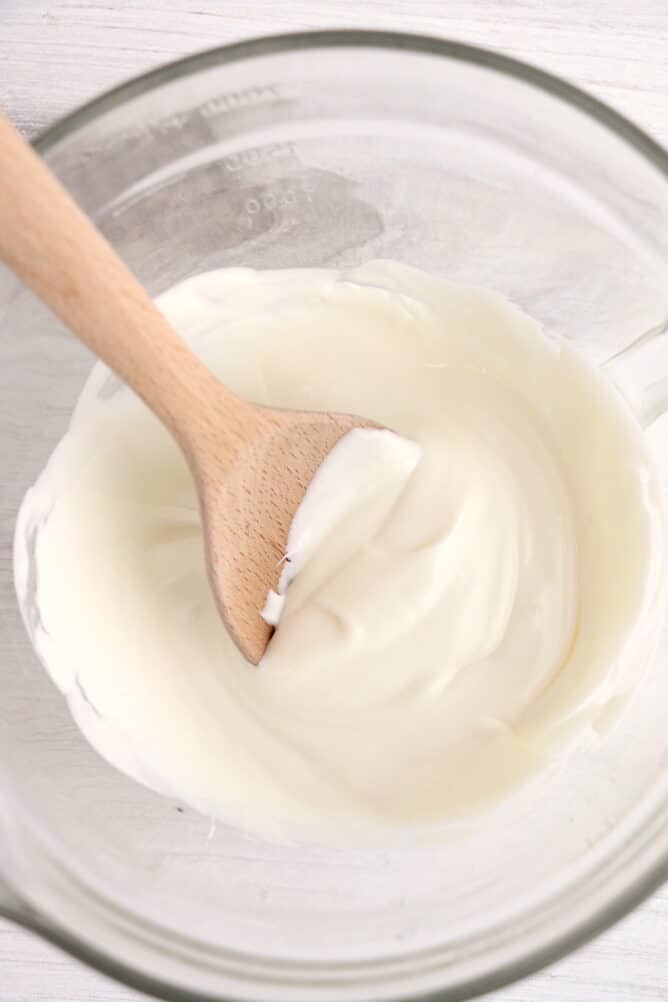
top-left (0, 112), bottom-right (375, 664)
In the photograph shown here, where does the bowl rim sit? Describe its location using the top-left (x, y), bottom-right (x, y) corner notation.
top-left (7, 25), bottom-right (668, 1002)
top-left (32, 27), bottom-right (668, 175)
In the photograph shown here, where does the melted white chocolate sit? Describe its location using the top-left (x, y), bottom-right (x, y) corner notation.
top-left (14, 261), bottom-right (666, 840)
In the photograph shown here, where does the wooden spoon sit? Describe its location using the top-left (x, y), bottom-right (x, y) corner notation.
top-left (0, 113), bottom-right (375, 664)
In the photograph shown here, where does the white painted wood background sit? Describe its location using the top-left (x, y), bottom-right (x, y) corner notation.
top-left (1, 1), bottom-right (668, 1000)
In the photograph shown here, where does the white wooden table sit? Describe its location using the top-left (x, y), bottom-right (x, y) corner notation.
top-left (2, 2), bottom-right (668, 1000)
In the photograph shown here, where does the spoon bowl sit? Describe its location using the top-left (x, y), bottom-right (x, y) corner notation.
top-left (198, 406), bottom-right (373, 662)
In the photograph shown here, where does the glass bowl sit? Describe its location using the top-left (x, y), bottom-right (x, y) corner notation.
top-left (2, 29), bottom-right (668, 1002)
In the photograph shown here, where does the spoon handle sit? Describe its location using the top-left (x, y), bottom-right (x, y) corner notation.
top-left (0, 113), bottom-right (261, 459)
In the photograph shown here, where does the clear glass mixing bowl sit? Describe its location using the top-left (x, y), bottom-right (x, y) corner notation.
top-left (1, 30), bottom-right (668, 1002)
